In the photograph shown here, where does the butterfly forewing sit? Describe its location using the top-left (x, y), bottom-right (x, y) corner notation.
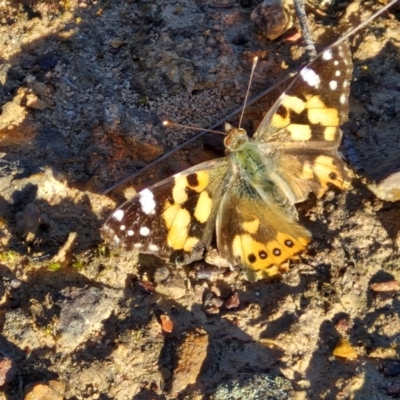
top-left (256, 42), bottom-right (352, 147)
top-left (101, 158), bottom-right (230, 265)
top-left (254, 43), bottom-right (352, 202)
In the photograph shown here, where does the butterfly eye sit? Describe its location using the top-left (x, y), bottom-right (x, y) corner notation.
top-left (224, 136), bottom-right (232, 147)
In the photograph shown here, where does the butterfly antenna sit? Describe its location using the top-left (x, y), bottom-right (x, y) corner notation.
top-left (238, 56), bottom-right (258, 129)
top-left (162, 121), bottom-right (225, 135)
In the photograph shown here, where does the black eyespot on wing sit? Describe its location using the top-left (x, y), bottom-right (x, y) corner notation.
top-left (285, 239), bottom-right (294, 248)
top-left (273, 248), bottom-right (281, 256)
top-left (248, 253), bottom-right (257, 263)
top-left (259, 250), bottom-right (268, 259)
top-left (329, 172), bottom-right (337, 180)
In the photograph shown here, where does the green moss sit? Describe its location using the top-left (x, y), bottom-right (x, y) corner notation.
top-left (48, 262), bottom-right (61, 271)
top-left (72, 260), bottom-right (84, 269)
top-left (0, 251), bottom-right (17, 262)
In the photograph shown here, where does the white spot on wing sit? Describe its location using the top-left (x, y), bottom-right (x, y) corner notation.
top-left (334, 60), bottom-right (339, 66)
top-left (140, 226), bottom-right (150, 236)
top-left (149, 244), bottom-right (159, 251)
top-left (340, 94), bottom-right (347, 104)
top-left (120, 225), bottom-right (125, 231)
top-left (300, 67), bottom-right (321, 87)
top-left (127, 230), bottom-right (134, 236)
top-left (335, 70), bottom-right (341, 76)
top-left (322, 50), bottom-right (332, 60)
top-left (329, 80), bottom-right (338, 90)
top-left (140, 189), bottom-right (156, 215)
top-left (112, 209), bottom-right (124, 221)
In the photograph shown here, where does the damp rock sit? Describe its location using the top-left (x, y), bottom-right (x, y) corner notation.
top-left (30, 81), bottom-right (51, 98)
top-left (20, 55), bottom-right (36, 69)
top-left (387, 383), bottom-right (400, 395)
top-left (36, 52), bottom-right (58, 70)
top-left (251, 0), bottom-right (293, 40)
top-left (15, 202), bottom-right (40, 242)
top-left (56, 286), bottom-right (121, 352)
top-left (109, 39), bottom-right (125, 48)
top-left (369, 172), bottom-right (400, 201)
top-left (213, 373), bottom-right (293, 400)
top-left (103, 105), bottom-right (165, 164)
top-left (203, 292), bottom-right (224, 315)
top-left (2, 309), bottom-right (42, 353)
top-left (121, 108), bottom-right (165, 162)
top-left (383, 362), bottom-right (400, 377)
top-left (24, 380), bottom-right (65, 400)
top-left (171, 328), bottom-right (209, 394)
top-left (154, 268), bottom-right (186, 300)
top-left (193, 262), bottom-right (228, 280)
top-left (0, 356), bottom-right (17, 386)
top-left (205, 248), bottom-right (230, 269)
top-left (103, 103), bottom-right (121, 133)
top-left (0, 88), bottom-right (37, 146)
top-left (224, 292), bottom-right (240, 309)
top-left (25, 93), bottom-right (48, 110)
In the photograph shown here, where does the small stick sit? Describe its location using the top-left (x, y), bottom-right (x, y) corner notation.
top-left (61, 76), bottom-right (79, 91)
top-left (292, 0), bottom-right (317, 60)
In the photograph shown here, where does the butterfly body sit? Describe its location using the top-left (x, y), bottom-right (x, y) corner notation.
top-left (224, 124), bottom-right (297, 211)
top-left (101, 43), bottom-right (352, 281)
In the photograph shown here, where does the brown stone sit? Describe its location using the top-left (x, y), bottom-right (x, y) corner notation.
top-left (172, 328), bottom-right (209, 394)
top-left (0, 357), bottom-right (17, 386)
top-left (25, 93), bottom-right (48, 110)
top-left (370, 280), bottom-right (399, 292)
top-left (24, 380), bottom-right (65, 400)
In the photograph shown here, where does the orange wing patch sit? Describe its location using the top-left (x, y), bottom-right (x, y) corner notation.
top-left (232, 230), bottom-right (310, 278)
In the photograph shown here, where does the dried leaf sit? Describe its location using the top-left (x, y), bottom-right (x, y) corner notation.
top-left (370, 280), bottom-right (399, 292)
top-left (333, 338), bottom-right (357, 360)
top-left (160, 315), bottom-right (173, 333)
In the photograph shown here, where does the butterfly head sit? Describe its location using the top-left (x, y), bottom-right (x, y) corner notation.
top-left (224, 122), bottom-right (249, 151)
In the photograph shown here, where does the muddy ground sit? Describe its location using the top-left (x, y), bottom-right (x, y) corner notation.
top-left (1, 0), bottom-right (400, 399)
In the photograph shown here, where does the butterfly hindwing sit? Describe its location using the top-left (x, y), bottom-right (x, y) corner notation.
top-left (101, 158), bottom-right (230, 265)
top-left (216, 171), bottom-right (311, 281)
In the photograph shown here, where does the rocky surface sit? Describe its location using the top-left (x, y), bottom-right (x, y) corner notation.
top-left (1, 0), bottom-right (400, 399)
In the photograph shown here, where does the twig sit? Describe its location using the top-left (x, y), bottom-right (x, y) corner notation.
top-left (292, 0), bottom-right (317, 59)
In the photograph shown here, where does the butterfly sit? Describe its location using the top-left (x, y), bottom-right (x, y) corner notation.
top-left (101, 41), bottom-right (353, 281)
